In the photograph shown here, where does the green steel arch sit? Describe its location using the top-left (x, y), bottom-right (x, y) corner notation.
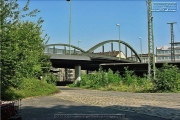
top-left (45, 43), bottom-right (86, 53)
top-left (86, 40), bottom-right (141, 62)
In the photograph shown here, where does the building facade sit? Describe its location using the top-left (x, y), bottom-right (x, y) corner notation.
top-left (156, 42), bottom-right (180, 62)
top-left (129, 42), bottom-right (180, 63)
top-left (128, 54), bottom-right (157, 63)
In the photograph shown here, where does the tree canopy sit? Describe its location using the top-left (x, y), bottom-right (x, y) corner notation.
top-left (0, 0), bottom-right (51, 89)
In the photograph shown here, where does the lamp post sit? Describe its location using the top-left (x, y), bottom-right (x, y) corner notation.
top-left (116, 24), bottom-right (121, 60)
top-left (78, 40), bottom-right (81, 48)
top-left (139, 37), bottom-right (142, 62)
top-left (67, 0), bottom-right (72, 55)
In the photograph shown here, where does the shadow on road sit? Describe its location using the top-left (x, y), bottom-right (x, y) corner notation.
top-left (21, 103), bottom-right (175, 120)
top-left (56, 81), bottom-right (73, 86)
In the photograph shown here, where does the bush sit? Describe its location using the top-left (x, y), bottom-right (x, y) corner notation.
top-left (154, 63), bottom-right (180, 92)
top-left (43, 73), bottom-right (58, 85)
top-left (71, 65), bottom-right (180, 93)
top-left (123, 67), bottom-right (137, 86)
top-left (71, 67), bottom-right (122, 89)
top-left (71, 67), bottom-right (152, 92)
top-left (107, 69), bottom-right (122, 84)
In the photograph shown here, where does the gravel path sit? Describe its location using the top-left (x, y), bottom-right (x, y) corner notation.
top-left (21, 86), bottom-right (180, 120)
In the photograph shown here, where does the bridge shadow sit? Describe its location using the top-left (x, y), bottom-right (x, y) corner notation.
top-left (56, 81), bottom-right (73, 86)
top-left (20, 100), bottom-right (177, 120)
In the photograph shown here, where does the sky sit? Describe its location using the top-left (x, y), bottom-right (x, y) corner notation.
top-left (18, 0), bottom-right (180, 54)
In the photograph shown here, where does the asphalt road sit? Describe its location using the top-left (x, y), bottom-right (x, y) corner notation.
top-left (20, 86), bottom-right (173, 120)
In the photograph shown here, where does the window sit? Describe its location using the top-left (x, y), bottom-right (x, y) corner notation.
top-left (175, 56), bottom-right (180, 59)
top-left (158, 57), bottom-right (161, 60)
top-left (175, 50), bottom-right (180, 53)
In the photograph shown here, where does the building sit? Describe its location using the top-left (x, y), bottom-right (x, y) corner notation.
top-left (94, 50), bottom-right (126, 59)
top-left (128, 54), bottom-right (157, 63)
top-left (156, 42), bottom-right (180, 62)
top-left (128, 42), bottom-right (180, 63)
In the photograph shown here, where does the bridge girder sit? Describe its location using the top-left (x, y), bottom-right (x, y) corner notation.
top-left (86, 40), bottom-right (141, 62)
top-left (45, 40), bottom-right (141, 63)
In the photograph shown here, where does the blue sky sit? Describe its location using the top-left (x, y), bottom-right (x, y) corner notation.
top-left (19, 0), bottom-right (180, 54)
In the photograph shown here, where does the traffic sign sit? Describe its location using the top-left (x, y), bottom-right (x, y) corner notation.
top-left (152, 2), bottom-right (178, 12)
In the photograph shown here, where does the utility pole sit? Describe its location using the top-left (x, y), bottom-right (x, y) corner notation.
top-left (167, 22), bottom-right (177, 62)
top-left (116, 24), bottom-right (121, 60)
top-left (67, 0), bottom-right (72, 55)
top-left (147, 0), bottom-right (155, 80)
top-left (139, 37), bottom-right (142, 61)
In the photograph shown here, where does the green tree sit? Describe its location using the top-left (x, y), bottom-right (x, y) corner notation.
top-left (0, 0), bottom-right (50, 89)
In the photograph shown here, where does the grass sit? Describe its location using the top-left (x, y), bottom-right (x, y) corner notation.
top-left (99, 82), bottom-right (153, 92)
top-left (2, 78), bottom-right (59, 100)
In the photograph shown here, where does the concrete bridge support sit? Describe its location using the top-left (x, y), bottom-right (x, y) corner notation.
top-left (75, 65), bottom-right (81, 82)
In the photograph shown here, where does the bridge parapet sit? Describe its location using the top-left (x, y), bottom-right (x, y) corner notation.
top-left (44, 44), bottom-right (85, 55)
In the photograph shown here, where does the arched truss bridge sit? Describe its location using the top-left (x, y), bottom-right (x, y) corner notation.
top-left (45, 40), bottom-right (141, 63)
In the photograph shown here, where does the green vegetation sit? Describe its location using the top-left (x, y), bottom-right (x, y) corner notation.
top-left (2, 78), bottom-right (59, 100)
top-left (153, 63), bottom-right (180, 92)
top-left (70, 64), bottom-right (180, 93)
top-left (1, 0), bottom-right (58, 100)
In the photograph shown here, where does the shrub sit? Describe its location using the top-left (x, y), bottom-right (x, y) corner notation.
top-left (70, 67), bottom-right (153, 92)
top-left (107, 69), bottom-right (122, 84)
top-left (71, 67), bottom-right (122, 89)
top-left (154, 63), bottom-right (180, 92)
top-left (123, 67), bottom-right (137, 86)
top-left (43, 73), bottom-right (58, 85)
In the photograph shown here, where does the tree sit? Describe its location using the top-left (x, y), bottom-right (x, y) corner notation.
top-left (0, 0), bottom-right (50, 89)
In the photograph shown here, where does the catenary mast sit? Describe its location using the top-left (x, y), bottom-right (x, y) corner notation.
top-left (147, 0), bottom-right (155, 79)
top-left (167, 22), bottom-right (177, 62)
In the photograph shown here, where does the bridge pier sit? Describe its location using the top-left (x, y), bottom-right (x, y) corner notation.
top-left (75, 65), bottom-right (81, 83)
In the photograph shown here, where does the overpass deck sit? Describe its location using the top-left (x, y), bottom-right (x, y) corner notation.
top-left (100, 62), bottom-right (180, 76)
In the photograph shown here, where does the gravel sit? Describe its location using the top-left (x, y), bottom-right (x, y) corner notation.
top-left (21, 86), bottom-right (180, 120)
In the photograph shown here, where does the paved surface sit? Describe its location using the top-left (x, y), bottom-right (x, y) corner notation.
top-left (21, 86), bottom-right (180, 120)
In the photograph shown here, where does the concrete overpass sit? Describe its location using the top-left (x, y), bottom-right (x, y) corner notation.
top-left (45, 40), bottom-right (141, 81)
top-left (45, 40), bottom-right (180, 81)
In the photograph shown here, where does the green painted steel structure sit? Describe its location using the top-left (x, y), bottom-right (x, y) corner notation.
top-left (45, 40), bottom-right (141, 63)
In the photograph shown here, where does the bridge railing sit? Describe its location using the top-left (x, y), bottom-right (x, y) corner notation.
top-left (44, 43), bottom-right (86, 55)
top-left (44, 47), bottom-right (83, 55)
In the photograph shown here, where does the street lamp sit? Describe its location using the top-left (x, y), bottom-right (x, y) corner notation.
top-left (139, 37), bottom-right (142, 62)
top-left (116, 24), bottom-right (121, 60)
top-left (78, 40), bottom-right (81, 48)
top-left (67, 0), bottom-right (72, 55)
top-left (116, 24), bottom-right (120, 40)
